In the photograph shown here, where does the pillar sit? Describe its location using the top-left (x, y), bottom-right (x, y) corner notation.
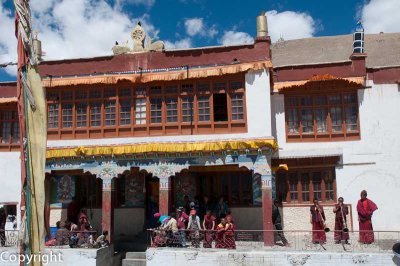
top-left (261, 174), bottom-right (274, 246)
top-left (101, 178), bottom-right (114, 243)
top-left (254, 154), bottom-right (274, 246)
top-left (159, 176), bottom-right (171, 215)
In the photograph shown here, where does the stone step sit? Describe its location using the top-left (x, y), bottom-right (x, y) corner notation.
top-left (125, 252), bottom-right (146, 259)
top-left (122, 258), bottom-right (146, 266)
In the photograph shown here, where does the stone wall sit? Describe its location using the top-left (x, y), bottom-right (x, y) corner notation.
top-left (146, 248), bottom-right (396, 266)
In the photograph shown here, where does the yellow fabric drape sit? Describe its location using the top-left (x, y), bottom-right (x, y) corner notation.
top-left (46, 138), bottom-right (278, 159)
top-left (26, 65), bottom-right (47, 258)
top-left (42, 60), bottom-right (273, 87)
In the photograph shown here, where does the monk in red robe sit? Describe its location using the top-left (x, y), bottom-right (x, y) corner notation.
top-left (357, 190), bottom-right (378, 244)
top-left (310, 199), bottom-right (326, 244)
top-left (333, 197), bottom-right (349, 244)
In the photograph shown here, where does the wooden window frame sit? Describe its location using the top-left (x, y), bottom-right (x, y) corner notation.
top-left (277, 167), bottom-right (337, 205)
top-left (46, 74), bottom-right (248, 140)
top-left (0, 107), bottom-right (20, 151)
top-left (284, 90), bottom-right (360, 142)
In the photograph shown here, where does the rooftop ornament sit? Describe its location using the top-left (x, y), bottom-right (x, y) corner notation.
top-left (112, 21), bottom-right (165, 55)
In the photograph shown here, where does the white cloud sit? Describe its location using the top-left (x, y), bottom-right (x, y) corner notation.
top-left (219, 31), bottom-right (253, 46)
top-left (0, 0), bottom-right (160, 77)
top-left (184, 18), bottom-right (218, 38)
top-left (266, 10), bottom-right (316, 42)
top-left (165, 38), bottom-right (192, 50)
top-left (0, 4), bottom-right (17, 76)
top-left (115, 0), bottom-right (155, 8)
top-left (361, 0), bottom-right (400, 33)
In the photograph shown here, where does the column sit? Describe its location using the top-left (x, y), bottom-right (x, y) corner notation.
top-left (159, 176), bottom-right (171, 215)
top-left (254, 155), bottom-right (274, 246)
top-left (101, 178), bottom-right (114, 243)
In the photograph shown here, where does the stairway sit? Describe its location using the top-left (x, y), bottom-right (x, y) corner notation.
top-left (122, 252), bottom-right (146, 266)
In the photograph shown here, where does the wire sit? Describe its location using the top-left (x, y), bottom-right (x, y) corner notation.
top-left (0, 62), bottom-right (17, 68)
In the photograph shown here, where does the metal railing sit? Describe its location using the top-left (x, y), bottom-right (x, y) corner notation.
top-left (147, 229), bottom-right (400, 253)
top-left (0, 230), bottom-right (19, 247)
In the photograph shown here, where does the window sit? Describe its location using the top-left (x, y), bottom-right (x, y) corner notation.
top-left (213, 94), bottom-right (228, 122)
top-left (150, 98), bottom-right (162, 124)
top-left (48, 104), bottom-right (59, 128)
top-left (135, 98), bottom-right (146, 125)
top-left (285, 92), bottom-right (359, 141)
top-left (0, 111), bottom-right (19, 145)
top-left (45, 76), bottom-right (247, 139)
top-left (231, 94), bottom-right (244, 120)
top-left (76, 103), bottom-right (87, 128)
top-left (90, 102), bottom-right (101, 127)
top-left (104, 101), bottom-right (116, 126)
top-left (62, 103), bottom-right (73, 128)
top-left (166, 98), bottom-right (178, 123)
top-left (181, 96), bottom-right (194, 123)
top-left (276, 168), bottom-right (336, 204)
top-left (198, 96), bottom-right (210, 122)
top-left (119, 101), bottom-right (131, 125)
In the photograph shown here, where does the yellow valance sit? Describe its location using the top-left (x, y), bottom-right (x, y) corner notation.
top-left (46, 138), bottom-right (278, 159)
top-left (274, 76), bottom-right (365, 91)
top-left (42, 60), bottom-right (273, 87)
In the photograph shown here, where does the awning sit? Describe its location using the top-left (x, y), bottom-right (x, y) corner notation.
top-left (272, 147), bottom-right (343, 159)
top-left (274, 75), bottom-right (365, 91)
top-left (0, 97), bottom-right (17, 103)
top-left (46, 138), bottom-right (278, 159)
top-left (42, 60), bottom-right (272, 87)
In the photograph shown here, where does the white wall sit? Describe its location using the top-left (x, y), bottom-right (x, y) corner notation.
top-left (272, 82), bottom-right (400, 230)
top-left (0, 152), bottom-right (21, 228)
top-left (47, 69), bottom-right (273, 149)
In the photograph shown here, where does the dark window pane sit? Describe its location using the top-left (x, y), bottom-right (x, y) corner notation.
top-left (315, 108), bottom-right (328, 133)
top-left (150, 98), bottom-right (162, 123)
top-left (301, 109), bottom-right (313, 133)
top-left (330, 107), bottom-right (342, 132)
top-left (345, 106), bottom-right (358, 131)
top-left (119, 101), bottom-right (131, 125)
top-left (62, 103), bottom-right (73, 128)
top-left (287, 108), bottom-right (299, 134)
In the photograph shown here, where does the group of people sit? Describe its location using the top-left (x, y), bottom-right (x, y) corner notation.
top-left (151, 198), bottom-right (236, 249)
top-left (309, 190), bottom-right (378, 245)
top-left (45, 208), bottom-right (109, 248)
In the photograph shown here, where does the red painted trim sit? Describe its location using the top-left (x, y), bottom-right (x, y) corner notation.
top-left (367, 67), bottom-right (400, 84)
top-left (38, 42), bottom-right (270, 78)
top-left (0, 83), bottom-right (17, 98)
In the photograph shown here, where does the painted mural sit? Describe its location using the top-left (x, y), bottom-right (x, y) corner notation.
top-left (125, 173), bottom-right (145, 207)
top-left (50, 175), bottom-right (75, 207)
top-left (174, 173), bottom-right (196, 207)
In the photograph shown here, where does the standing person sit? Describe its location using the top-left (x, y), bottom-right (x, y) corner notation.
top-left (202, 210), bottom-right (216, 248)
top-left (225, 215), bottom-right (236, 249)
top-left (272, 200), bottom-right (289, 246)
top-left (200, 196), bottom-right (211, 219)
top-left (357, 190), bottom-right (378, 244)
top-left (67, 197), bottom-right (80, 225)
top-left (176, 207), bottom-right (188, 247)
top-left (187, 210), bottom-right (201, 248)
top-left (217, 196), bottom-right (228, 220)
top-left (310, 199), bottom-right (327, 244)
top-left (0, 207), bottom-right (6, 247)
top-left (333, 197), bottom-right (349, 244)
top-left (215, 218), bottom-right (227, 248)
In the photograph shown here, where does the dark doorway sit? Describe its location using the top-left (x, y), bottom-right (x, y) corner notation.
top-left (213, 93), bottom-right (228, 122)
top-left (145, 175), bottom-right (159, 229)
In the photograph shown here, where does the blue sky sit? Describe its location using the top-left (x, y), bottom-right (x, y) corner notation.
top-left (1, 0), bottom-right (399, 82)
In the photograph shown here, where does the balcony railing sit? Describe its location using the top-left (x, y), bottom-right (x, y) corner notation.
top-left (147, 229), bottom-right (400, 253)
top-left (0, 230), bottom-right (19, 247)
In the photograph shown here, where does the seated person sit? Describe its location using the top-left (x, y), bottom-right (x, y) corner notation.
top-left (55, 221), bottom-right (71, 245)
top-left (94, 231), bottom-right (109, 248)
